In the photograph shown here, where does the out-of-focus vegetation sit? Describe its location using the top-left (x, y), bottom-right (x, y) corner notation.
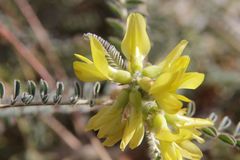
top-left (0, 0), bottom-right (240, 159)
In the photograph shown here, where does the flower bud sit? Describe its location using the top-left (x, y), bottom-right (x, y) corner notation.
top-left (109, 68), bottom-right (132, 84)
top-left (138, 77), bottom-right (153, 92)
top-left (142, 65), bottom-right (161, 78)
top-left (113, 89), bottom-right (130, 108)
top-left (152, 113), bottom-right (165, 133)
top-left (121, 13), bottom-right (150, 72)
top-left (129, 89), bottom-right (142, 111)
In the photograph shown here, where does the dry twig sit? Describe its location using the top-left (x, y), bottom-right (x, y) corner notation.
top-left (0, 22), bottom-right (55, 87)
top-left (14, 0), bottom-right (67, 79)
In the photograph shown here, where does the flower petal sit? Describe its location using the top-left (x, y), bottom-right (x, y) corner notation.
top-left (86, 106), bottom-right (115, 131)
top-left (157, 128), bottom-right (192, 142)
top-left (170, 56), bottom-right (190, 72)
top-left (103, 130), bottom-right (123, 147)
top-left (177, 116), bottom-right (213, 129)
top-left (74, 54), bottom-right (93, 64)
top-left (129, 123), bottom-right (144, 149)
top-left (159, 142), bottom-right (182, 160)
top-left (179, 72), bottom-right (205, 89)
top-left (156, 93), bottom-right (183, 114)
top-left (120, 89), bottom-right (144, 150)
top-left (89, 35), bottom-right (110, 78)
top-left (120, 119), bottom-right (136, 151)
top-left (121, 13), bottom-right (150, 60)
top-left (175, 94), bottom-right (191, 102)
top-left (177, 140), bottom-right (203, 160)
top-left (73, 61), bottom-right (107, 82)
top-left (150, 72), bottom-right (174, 94)
top-left (159, 40), bottom-right (188, 71)
top-left (97, 115), bottom-right (122, 138)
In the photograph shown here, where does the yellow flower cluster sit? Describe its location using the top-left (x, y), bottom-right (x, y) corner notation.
top-left (73, 13), bottom-right (213, 160)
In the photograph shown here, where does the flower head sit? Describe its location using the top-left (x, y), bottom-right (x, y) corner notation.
top-left (86, 89), bottom-right (144, 151)
top-left (73, 12), bottom-right (213, 159)
top-left (151, 112), bottom-right (213, 160)
top-left (121, 13), bottom-right (151, 72)
top-left (148, 41), bottom-right (204, 114)
top-left (73, 35), bottom-right (132, 84)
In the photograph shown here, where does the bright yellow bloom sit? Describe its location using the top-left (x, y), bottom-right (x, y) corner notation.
top-left (73, 12), bottom-right (213, 159)
top-left (86, 89), bottom-right (144, 151)
top-left (147, 41), bottom-right (204, 114)
top-left (165, 110), bottom-right (213, 129)
top-left (120, 89), bottom-right (144, 150)
top-left (142, 40), bottom-right (188, 78)
top-left (152, 113), bottom-right (213, 160)
top-left (121, 13), bottom-right (151, 72)
top-left (73, 35), bottom-right (131, 83)
top-left (158, 140), bottom-right (203, 160)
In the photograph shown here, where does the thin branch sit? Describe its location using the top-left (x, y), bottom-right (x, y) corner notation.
top-left (40, 115), bottom-right (82, 151)
top-left (87, 133), bottom-right (113, 160)
top-left (0, 99), bottom-right (112, 117)
top-left (0, 22), bottom-right (55, 87)
top-left (14, 0), bottom-right (67, 79)
top-left (0, 100), bottom-right (88, 109)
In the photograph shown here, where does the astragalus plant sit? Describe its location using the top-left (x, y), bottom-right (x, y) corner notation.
top-left (73, 13), bottom-right (213, 160)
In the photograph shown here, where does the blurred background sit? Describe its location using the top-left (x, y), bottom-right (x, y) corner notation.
top-left (0, 0), bottom-right (240, 159)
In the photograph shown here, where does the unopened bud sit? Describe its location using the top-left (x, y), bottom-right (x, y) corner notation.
top-left (142, 65), bottom-right (161, 78)
top-left (109, 68), bottom-right (132, 84)
top-left (138, 77), bottom-right (153, 92)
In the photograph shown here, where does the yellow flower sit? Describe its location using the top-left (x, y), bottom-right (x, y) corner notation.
top-left (86, 89), bottom-right (144, 151)
top-left (147, 41), bottom-right (204, 114)
top-left (152, 113), bottom-right (213, 160)
top-left (121, 13), bottom-right (151, 72)
top-left (152, 113), bottom-right (192, 142)
top-left (73, 12), bottom-right (213, 159)
top-left (158, 140), bottom-right (203, 160)
top-left (86, 89), bottom-right (129, 146)
top-left (120, 89), bottom-right (144, 151)
top-left (73, 35), bottom-right (131, 84)
top-left (142, 40), bottom-right (188, 78)
top-left (74, 13), bottom-right (151, 82)
top-left (165, 110), bottom-right (213, 129)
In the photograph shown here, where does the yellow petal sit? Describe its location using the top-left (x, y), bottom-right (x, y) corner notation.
top-left (177, 140), bottom-right (203, 160)
top-left (74, 54), bottom-right (93, 64)
top-left (159, 40), bottom-right (188, 71)
top-left (150, 72), bottom-right (174, 94)
top-left (73, 61), bottom-right (107, 82)
top-left (129, 123), bottom-right (144, 149)
top-left (192, 133), bottom-right (205, 144)
top-left (179, 72), bottom-right (205, 89)
top-left (103, 130), bottom-right (123, 147)
top-left (89, 36), bottom-right (110, 78)
top-left (170, 56), bottom-right (190, 72)
top-left (156, 129), bottom-right (192, 142)
top-left (97, 116), bottom-right (122, 138)
top-left (159, 142), bottom-right (180, 160)
top-left (121, 13), bottom-right (150, 60)
top-left (86, 106), bottom-right (117, 131)
top-left (120, 89), bottom-right (143, 151)
top-left (182, 118), bottom-right (213, 129)
top-left (85, 107), bottom-right (109, 131)
top-left (120, 119), bottom-right (136, 151)
top-left (175, 94), bottom-right (191, 102)
top-left (156, 93), bottom-right (183, 114)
